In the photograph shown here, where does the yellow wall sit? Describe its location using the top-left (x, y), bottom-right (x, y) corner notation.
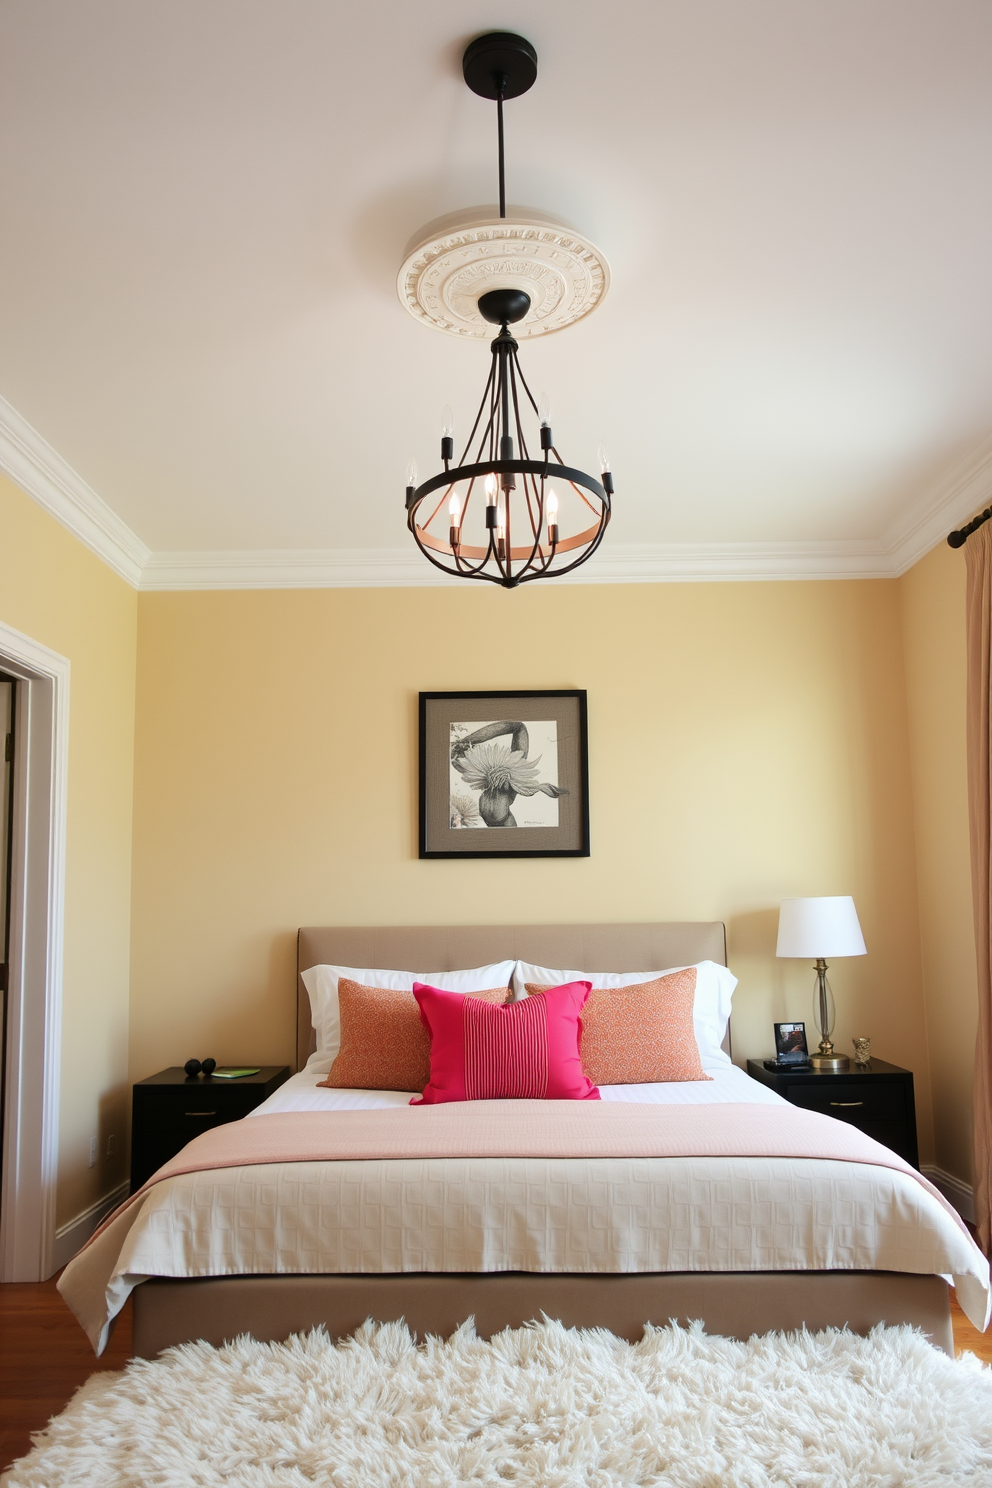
top-left (0, 472), bottom-right (136, 1227)
top-left (901, 540), bottom-right (976, 1184)
top-left (0, 455), bottom-right (977, 1228)
top-left (130, 580), bottom-right (935, 1162)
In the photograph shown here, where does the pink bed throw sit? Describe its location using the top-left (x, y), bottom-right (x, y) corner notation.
top-left (83, 1099), bottom-right (970, 1254)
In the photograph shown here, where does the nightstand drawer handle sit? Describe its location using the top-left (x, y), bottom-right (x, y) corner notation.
top-left (830, 1101), bottom-right (863, 1107)
top-left (185, 1110), bottom-right (217, 1116)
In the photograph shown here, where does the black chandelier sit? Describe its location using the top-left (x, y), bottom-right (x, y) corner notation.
top-left (404, 33), bottom-right (614, 589)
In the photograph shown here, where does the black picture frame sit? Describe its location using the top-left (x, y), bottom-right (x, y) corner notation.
top-left (773, 1021), bottom-right (810, 1064)
top-left (419, 690), bottom-right (590, 859)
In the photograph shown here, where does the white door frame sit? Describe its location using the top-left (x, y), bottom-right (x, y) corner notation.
top-left (0, 618), bottom-right (69, 1281)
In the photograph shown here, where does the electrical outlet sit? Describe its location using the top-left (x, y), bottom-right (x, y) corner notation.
top-left (106, 1133), bottom-right (115, 1159)
top-left (88, 1136), bottom-right (97, 1168)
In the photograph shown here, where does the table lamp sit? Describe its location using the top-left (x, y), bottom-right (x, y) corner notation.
top-left (776, 896), bottom-right (867, 1071)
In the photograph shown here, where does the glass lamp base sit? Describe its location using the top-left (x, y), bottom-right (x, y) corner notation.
top-left (811, 963), bottom-right (848, 1071)
top-left (810, 1052), bottom-right (850, 1071)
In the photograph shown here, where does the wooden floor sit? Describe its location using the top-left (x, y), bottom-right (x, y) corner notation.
top-left (0, 1280), bottom-right (989, 1473)
top-left (0, 1276), bottom-right (132, 1473)
top-left (948, 1288), bottom-right (992, 1363)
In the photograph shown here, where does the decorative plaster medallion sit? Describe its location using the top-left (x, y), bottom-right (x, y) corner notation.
top-left (397, 207), bottom-right (611, 339)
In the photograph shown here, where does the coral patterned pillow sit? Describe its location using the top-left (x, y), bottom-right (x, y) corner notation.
top-left (525, 967), bottom-right (711, 1085)
top-left (411, 980), bottom-right (600, 1105)
top-left (319, 980), bottom-right (509, 1093)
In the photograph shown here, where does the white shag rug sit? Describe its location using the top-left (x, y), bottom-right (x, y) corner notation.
top-left (4, 1319), bottom-right (992, 1487)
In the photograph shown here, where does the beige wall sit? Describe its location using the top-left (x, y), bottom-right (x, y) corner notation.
top-left (0, 472), bottom-right (136, 1226)
top-left (901, 540), bottom-right (977, 1184)
top-left (130, 580), bottom-right (935, 1161)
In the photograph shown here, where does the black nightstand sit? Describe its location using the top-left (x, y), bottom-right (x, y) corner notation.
top-left (746, 1058), bottom-right (919, 1168)
top-left (130, 1066), bottom-right (290, 1191)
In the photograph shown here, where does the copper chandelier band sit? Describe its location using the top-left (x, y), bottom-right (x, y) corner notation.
top-left (414, 517), bottom-right (605, 563)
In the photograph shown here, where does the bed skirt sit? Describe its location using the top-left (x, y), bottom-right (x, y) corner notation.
top-left (130, 1269), bottom-right (954, 1358)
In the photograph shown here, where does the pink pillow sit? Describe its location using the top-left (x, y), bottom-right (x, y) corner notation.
top-left (411, 980), bottom-right (600, 1105)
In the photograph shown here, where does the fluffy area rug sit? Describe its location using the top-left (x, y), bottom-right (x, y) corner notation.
top-left (4, 1319), bottom-right (992, 1487)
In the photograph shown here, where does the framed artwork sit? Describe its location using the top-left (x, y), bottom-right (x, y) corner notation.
top-left (419, 690), bottom-right (589, 859)
top-left (773, 1021), bottom-right (810, 1065)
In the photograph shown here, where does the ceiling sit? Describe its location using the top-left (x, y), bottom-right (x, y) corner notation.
top-left (1, 0), bottom-right (991, 585)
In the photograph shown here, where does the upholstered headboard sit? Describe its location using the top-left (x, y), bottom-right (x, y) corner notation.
top-left (296, 922), bottom-right (729, 1072)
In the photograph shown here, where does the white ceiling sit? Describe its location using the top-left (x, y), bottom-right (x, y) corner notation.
top-left (1, 0), bottom-right (991, 582)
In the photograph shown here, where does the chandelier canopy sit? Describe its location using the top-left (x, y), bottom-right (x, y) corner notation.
top-left (404, 33), bottom-right (614, 590)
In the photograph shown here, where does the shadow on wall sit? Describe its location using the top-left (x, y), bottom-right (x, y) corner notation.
top-left (144, 929), bottom-right (301, 1083)
top-left (270, 929), bottom-right (300, 1068)
top-left (98, 1086), bottom-right (128, 1194)
top-left (726, 908), bottom-right (791, 1066)
top-left (60, 1083), bottom-right (128, 1227)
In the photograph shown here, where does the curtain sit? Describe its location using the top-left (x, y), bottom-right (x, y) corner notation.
top-left (965, 521), bottom-right (992, 1254)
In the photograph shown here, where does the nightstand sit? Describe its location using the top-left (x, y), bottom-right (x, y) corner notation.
top-left (746, 1057), bottom-right (919, 1168)
top-left (130, 1065), bottom-right (290, 1191)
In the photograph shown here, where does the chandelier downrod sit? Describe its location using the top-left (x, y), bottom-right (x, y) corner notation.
top-left (496, 83), bottom-right (506, 219)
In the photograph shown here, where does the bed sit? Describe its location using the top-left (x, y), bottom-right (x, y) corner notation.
top-left (59, 922), bottom-right (990, 1358)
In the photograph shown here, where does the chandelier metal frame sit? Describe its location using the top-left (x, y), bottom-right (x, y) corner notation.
top-left (404, 32), bottom-right (614, 590)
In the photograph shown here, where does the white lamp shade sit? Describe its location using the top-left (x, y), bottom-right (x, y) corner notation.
top-left (776, 896), bottom-right (867, 958)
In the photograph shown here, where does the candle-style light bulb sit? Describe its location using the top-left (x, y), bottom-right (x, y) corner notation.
top-left (495, 492), bottom-right (507, 561)
top-left (546, 486), bottom-right (559, 545)
top-left (406, 457), bottom-right (418, 489)
top-left (440, 406), bottom-right (454, 464)
top-left (448, 492), bottom-right (461, 523)
top-left (484, 472), bottom-right (500, 533)
top-left (598, 443), bottom-right (615, 496)
top-left (539, 392), bottom-right (553, 452)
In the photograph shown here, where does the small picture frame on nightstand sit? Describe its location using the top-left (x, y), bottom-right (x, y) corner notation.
top-left (773, 1021), bottom-right (810, 1065)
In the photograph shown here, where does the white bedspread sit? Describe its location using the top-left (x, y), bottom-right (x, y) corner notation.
top-left (250, 1064), bottom-right (786, 1114)
top-left (62, 1070), bottom-right (991, 1351)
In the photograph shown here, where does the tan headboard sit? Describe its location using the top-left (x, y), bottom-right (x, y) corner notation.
top-left (296, 922), bottom-right (729, 1072)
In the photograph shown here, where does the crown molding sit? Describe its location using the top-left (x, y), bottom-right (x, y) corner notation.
top-left (883, 432), bottom-right (992, 575)
top-left (139, 434), bottom-right (992, 588)
top-left (2, 395), bottom-right (991, 591)
top-left (141, 548), bottom-right (452, 590)
top-left (139, 540), bottom-right (891, 590)
top-left (0, 395), bottom-right (149, 587)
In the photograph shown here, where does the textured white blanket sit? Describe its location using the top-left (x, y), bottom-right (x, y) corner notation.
top-left (58, 1076), bottom-right (991, 1353)
top-left (61, 1145), bottom-right (989, 1351)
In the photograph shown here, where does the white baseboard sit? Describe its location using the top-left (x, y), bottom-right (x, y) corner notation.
top-left (53, 1180), bottom-right (129, 1272)
top-left (921, 1164), bottom-right (975, 1225)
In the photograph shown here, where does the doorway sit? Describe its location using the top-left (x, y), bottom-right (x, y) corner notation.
top-left (0, 622), bottom-right (69, 1281)
top-left (0, 673), bottom-right (15, 1209)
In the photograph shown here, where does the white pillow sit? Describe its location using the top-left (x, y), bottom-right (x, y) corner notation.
top-left (300, 961), bottom-right (515, 1074)
top-left (510, 959), bottom-right (737, 1070)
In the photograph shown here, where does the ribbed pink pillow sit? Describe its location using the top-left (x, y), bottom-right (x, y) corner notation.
top-left (411, 980), bottom-right (600, 1105)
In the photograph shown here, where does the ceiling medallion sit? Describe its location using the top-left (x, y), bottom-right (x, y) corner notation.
top-left (403, 32), bottom-right (613, 589)
top-left (398, 207), bottom-right (610, 340)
